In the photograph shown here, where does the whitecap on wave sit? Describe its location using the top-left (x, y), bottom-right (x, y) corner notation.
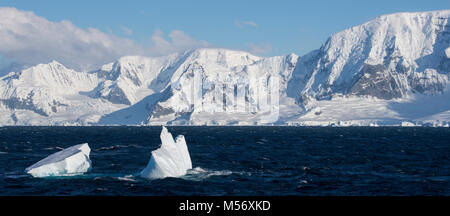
top-left (95, 145), bottom-right (128, 151)
top-left (181, 167), bottom-right (233, 181)
top-left (116, 175), bottom-right (137, 182)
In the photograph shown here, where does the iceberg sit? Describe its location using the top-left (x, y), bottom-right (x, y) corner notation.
top-left (140, 126), bottom-right (192, 179)
top-left (25, 143), bottom-right (92, 178)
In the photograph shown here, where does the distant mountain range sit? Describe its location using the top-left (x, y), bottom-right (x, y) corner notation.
top-left (0, 10), bottom-right (449, 126)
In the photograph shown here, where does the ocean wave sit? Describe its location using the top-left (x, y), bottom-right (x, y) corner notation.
top-left (116, 175), bottom-right (137, 182)
top-left (181, 167), bottom-right (233, 181)
top-left (43, 146), bottom-right (64, 151)
top-left (95, 145), bottom-right (128, 151)
top-left (4, 172), bottom-right (29, 179)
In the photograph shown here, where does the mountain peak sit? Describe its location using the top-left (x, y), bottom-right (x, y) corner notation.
top-left (295, 9), bottom-right (450, 103)
top-left (0, 10), bottom-right (448, 126)
top-left (47, 60), bottom-right (65, 67)
top-left (23, 60), bottom-right (71, 75)
top-left (372, 9), bottom-right (450, 21)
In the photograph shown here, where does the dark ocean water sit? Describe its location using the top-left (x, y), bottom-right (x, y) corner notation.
top-left (0, 126), bottom-right (449, 196)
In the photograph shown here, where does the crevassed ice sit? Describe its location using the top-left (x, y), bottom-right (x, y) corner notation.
top-left (140, 126), bottom-right (192, 179)
top-left (25, 143), bottom-right (92, 178)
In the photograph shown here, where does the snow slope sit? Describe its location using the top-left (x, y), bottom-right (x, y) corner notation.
top-left (289, 10), bottom-right (450, 107)
top-left (0, 10), bottom-right (448, 126)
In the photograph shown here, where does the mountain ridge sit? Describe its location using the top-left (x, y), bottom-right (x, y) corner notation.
top-left (0, 10), bottom-right (449, 126)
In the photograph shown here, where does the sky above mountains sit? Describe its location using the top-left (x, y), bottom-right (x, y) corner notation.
top-left (0, 0), bottom-right (448, 72)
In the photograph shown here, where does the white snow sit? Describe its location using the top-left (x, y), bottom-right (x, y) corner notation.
top-left (25, 143), bottom-right (92, 177)
top-left (0, 10), bottom-right (448, 126)
top-left (297, 10), bottom-right (450, 100)
top-left (401, 121), bottom-right (416, 127)
top-left (140, 126), bottom-right (192, 179)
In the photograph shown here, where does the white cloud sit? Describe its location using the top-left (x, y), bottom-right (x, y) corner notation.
top-left (148, 29), bottom-right (210, 56)
top-left (0, 7), bottom-right (211, 71)
top-left (120, 25), bottom-right (133, 36)
top-left (0, 7), bottom-right (144, 71)
top-left (246, 43), bottom-right (272, 55)
top-left (234, 20), bottom-right (258, 28)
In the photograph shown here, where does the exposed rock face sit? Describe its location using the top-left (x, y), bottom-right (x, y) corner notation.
top-left (0, 10), bottom-right (449, 126)
top-left (349, 64), bottom-right (403, 100)
top-left (291, 10), bottom-right (450, 104)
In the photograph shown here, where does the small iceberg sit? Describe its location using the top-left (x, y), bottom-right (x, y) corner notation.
top-left (25, 143), bottom-right (92, 178)
top-left (140, 126), bottom-right (192, 179)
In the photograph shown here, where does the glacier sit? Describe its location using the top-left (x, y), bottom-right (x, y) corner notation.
top-left (0, 10), bottom-right (448, 126)
top-left (140, 126), bottom-right (192, 179)
top-left (25, 143), bottom-right (92, 177)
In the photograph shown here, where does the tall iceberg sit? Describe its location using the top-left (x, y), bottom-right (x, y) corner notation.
top-left (25, 143), bottom-right (92, 178)
top-left (140, 126), bottom-right (192, 179)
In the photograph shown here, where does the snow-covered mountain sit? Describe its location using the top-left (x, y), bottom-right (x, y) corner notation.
top-left (92, 48), bottom-right (299, 126)
top-left (0, 10), bottom-right (449, 126)
top-left (288, 10), bottom-right (450, 105)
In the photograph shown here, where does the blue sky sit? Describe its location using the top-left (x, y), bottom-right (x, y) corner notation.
top-left (0, 0), bottom-right (448, 71)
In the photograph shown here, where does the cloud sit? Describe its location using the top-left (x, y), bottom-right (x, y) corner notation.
top-left (0, 7), bottom-right (211, 72)
top-left (120, 25), bottom-right (133, 36)
top-left (246, 43), bottom-right (272, 55)
top-left (0, 7), bottom-right (144, 71)
top-left (234, 20), bottom-right (257, 28)
top-left (148, 29), bottom-right (211, 56)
